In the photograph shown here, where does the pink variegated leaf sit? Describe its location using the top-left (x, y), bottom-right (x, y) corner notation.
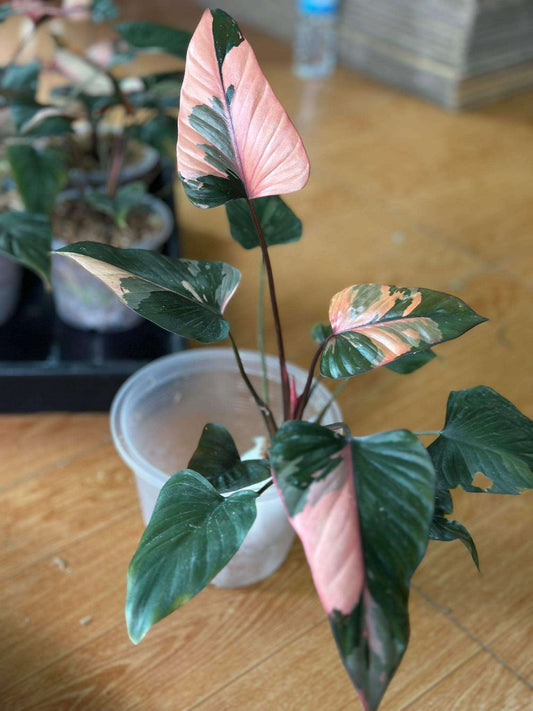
top-left (321, 284), bottom-right (486, 379)
top-left (270, 422), bottom-right (435, 711)
top-left (177, 9), bottom-right (309, 208)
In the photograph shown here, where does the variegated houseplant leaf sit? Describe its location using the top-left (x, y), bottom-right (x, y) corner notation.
top-left (320, 284), bottom-right (486, 379)
top-left (126, 469), bottom-right (257, 644)
top-left (429, 386), bottom-right (533, 494)
top-left (177, 9), bottom-right (309, 208)
top-left (270, 422), bottom-right (436, 711)
top-left (54, 243), bottom-right (240, 343)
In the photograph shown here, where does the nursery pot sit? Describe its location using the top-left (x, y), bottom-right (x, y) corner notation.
top-left (111, 348), bottom-right (342, 588)
top-left (67, 131), bottom-right (160, 188)
top-left (0, 254), bottom-right (22, 326)
top-left (51, 192), bottom-right (174, 333)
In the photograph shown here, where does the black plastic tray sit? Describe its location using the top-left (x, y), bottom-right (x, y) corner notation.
top-left (0, 171), bottom-right (185, 413)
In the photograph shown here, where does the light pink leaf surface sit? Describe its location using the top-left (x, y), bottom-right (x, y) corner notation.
top-left (177, 9), bottom-right (309, 207)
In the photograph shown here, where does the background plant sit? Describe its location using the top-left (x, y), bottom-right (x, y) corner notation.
top-left (0, 0), bottom-right (191, 282)
top-left (55, 9), bottom-right (533, 711)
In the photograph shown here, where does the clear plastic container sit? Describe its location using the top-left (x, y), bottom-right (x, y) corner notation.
top-left (0, 254), bottom-right (22, 325)
top-left (51, 192), bottom-right (174, 332)
top-left (293, 0), bottom-right (339, 79)
top-left (111, 348), bottom-right (342, 588)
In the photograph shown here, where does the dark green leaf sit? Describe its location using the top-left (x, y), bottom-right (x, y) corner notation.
top-left (126, 469), bottom-right (257, 643)
top-left (225, 196), bottom-right (302, 250)
top-left (429, 386), bottom-right (533, 494)
top-left (54, 242), bottom-right (240, 343)
top-left (1, 63), bottom-right (39, 95)
top-left (429, 486), bottom-right (479, 568)
top-left (7, 144), bottom-right (67, 215)
top-left (347, 430), bottom-right (436, 709)
top-left (311, 322), bottom-right (332, 344)
top-left (92, 0), bottom-right (119, 22)
top-left (210, 8), bottom-right (244, 71)
top-left (385, 349), bottom-right (436, 374)
top-left (84, 182), bottom-right (146, 228)
top-left (188, 423), bottom-right (270, 493)
top-left (0, 212), bottom-right (51, 283)
top-left (129, 113), bottom-right (177, 159)
top-left (116, 22), bottom-right (192, 58)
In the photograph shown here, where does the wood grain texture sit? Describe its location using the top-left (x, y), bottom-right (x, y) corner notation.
top-left (0, 0), bottom-right (532, 709)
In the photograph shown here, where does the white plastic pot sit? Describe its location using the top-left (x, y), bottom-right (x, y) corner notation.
top-left (0, 254), bottom-right (22, 325)
top-left (51, 192), bottom-right (174, 332)
top-left (111, 348), bottom-right (342, 588)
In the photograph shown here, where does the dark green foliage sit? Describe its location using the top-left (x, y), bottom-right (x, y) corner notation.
top-left (116, 22), bottom-right (192, 58)
top-left (0, 212), bottom-right (52, 284)
top-left (126, 470), bottom-right (257, 643)
top-left (429, 386), bottom-right (533, 494)
top-left (188, 423), bottom-right (270, 493)
top-left (225, 196), bottom-right (302, 249)
top-left (7, 144), bottom-right (67, 215)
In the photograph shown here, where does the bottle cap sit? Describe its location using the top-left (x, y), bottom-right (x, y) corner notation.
top-left (298, 0), bottom-right (339, 15)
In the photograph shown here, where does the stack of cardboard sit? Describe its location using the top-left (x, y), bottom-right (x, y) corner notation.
top-left (195, 0), bottom-right (533, 109)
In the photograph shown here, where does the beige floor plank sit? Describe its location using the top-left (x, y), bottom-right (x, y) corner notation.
top-left (0, 414), bottom-right (110, 489)
top-left (0, 513), bottom-right (142, 692)
top-left (0, 443), bottom-right (137, 580)
top-left (403, 648), bottom-right (532, 710)
top-left (2, 544), bottom-right (336, 711)
top-left (414, 490), bottom-right (533, 648)
top-left (189, 589), bottom-right (479, 711)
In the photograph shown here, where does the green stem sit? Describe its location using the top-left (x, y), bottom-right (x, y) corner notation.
top-left (257, 253), bottom-right (269, 406)
top-left (229, 333), bottom-right (277, 438)
top-left (413, 430), bottom-right (441, 436)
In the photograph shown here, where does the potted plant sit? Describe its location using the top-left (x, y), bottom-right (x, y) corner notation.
top-left (0, 0), bottom-right (190, 332)
top-left (55, 10), bottom-right (533, 710)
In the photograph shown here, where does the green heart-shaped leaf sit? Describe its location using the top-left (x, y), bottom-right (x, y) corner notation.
top-left (188, 423), bottom-right (270, 493)
top-left (55, 242), bottom-right (240, 343)
top-left (126, 469), bottom-right (257, 643)
top-left (225, 196), bottom-right (302, 249)
top-left (429, 386), bottom-right (533, 494)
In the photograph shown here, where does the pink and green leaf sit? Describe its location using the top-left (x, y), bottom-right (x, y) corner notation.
top-left (270, 422), bottom-right (436, 711)
top-left (177, 9), bottom-right (309, 208)
top-left (321, 284), bottom-right (486, 379)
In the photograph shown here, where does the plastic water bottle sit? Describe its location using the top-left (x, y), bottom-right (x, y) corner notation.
top-left (293, 0), bottom-right (339, 79)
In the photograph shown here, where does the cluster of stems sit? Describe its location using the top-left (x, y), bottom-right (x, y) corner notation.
top-left (229, 198), bottom-right (326, 440)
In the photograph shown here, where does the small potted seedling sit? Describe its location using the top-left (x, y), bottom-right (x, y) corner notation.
top-left (55, 10), bottom-right (533, 710)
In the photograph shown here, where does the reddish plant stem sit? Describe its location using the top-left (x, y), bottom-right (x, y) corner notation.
top-left (246, 198), bottom-right (290, 421)
top-left (106, 131), bottom-right (127, 199)
top-left (229, 333), bottom-right (278, 438)
top-left (295, 343), bottom-right (325, 420)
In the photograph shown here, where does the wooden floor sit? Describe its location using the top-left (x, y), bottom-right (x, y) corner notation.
top-left (1, 1), bottom-right (532, 709)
